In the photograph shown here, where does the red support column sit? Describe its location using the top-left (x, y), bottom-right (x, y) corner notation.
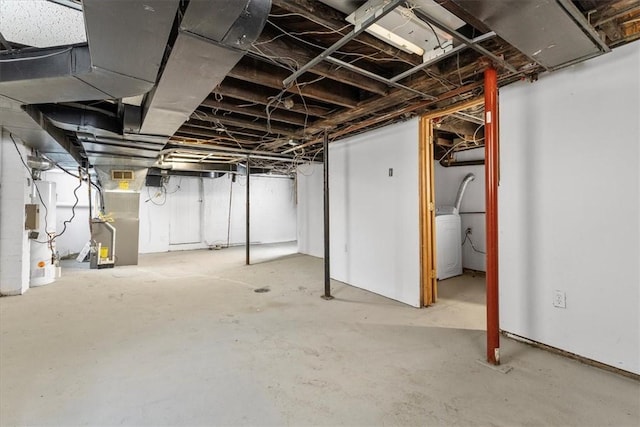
top-left (484, 67), bottom-right (500, 365)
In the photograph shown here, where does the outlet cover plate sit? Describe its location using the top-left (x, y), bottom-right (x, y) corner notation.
top-left (553, 290), bottom-right (566, 308)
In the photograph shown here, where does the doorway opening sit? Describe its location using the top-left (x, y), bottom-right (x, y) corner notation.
top-left (419, 98), bottom-right (486, 317)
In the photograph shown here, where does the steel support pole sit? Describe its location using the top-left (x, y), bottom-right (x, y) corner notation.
top-left (484, 67), bottom-right (500, 365)
top-left (322, 130), bottom-right (333, 300)
top-left (245, 155), bottom-right (250, 266)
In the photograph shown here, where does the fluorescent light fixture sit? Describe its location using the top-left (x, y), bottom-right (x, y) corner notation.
top-left (366, 23), bottom-right (425, 56)
top-left (346, 3), bottom-right (425, 56)
top-left (343, 0), bottom-right (465, 59)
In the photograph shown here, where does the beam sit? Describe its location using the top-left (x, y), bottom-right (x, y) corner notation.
top-left (187, 115), bottom-right (298, 137)
top-left (271, 0), bottom-right (421, 67)
top-left (229, 60), bottom-right (360, 108)
top-left (252, 30), bottom-right (389, 96)
top-left (200, 97), bottom-right (308, 126)
top-left (178, 124), bottom-right (268, 142)
top-left (175, 130), bottom-right (264, 147)
top-left (185, 111), bottom-right (295, 140)
top-left (161, 143), bottom-right (298, 162)
top-left (484, 67), bottom-right (500, 365)
top-left (325, 56), bottom-right (436, 100)
top-left (280, 86), bottom-right (484, 154)
top-left (214, 80), bottom-right (331, 117)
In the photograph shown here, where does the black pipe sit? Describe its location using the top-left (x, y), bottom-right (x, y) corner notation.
top-left (245, 155), bottom-right (250, 266)
top-left (439, 159), bottom-right (485, 167)
top-left (322, 130), bottom-right (333, 300)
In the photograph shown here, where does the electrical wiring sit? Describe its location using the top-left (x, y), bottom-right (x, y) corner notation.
top-left (436, 139), bottom-right (471, 162)
top-left (47, 159), bottom-right (105, 213)
top-left (250, 43), bottom-right (299, 71)
top-left (145, 184), bottom-right (167, 206)
top-left (54, 179), bottom-right (82, 239)
top-left (164, 176), bottom-right (182, 194)
top-left (462, 232), bottom-right (486, 255)
top-left (266, 20), bottom-right (409, 65)
top-left (425, 21), bottom-right (446, 51)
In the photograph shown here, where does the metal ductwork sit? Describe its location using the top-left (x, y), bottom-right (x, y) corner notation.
top-left (454, 173), bottom-right (475, 213)
top-left (0, 0), bottom-right (179, 104)
top-left (0, 0), bottom-right (179, 168)
top-left (451, 0), bottom-right (610, 70)
top-left (1, 0), bottom-right (271, 173)
top-left (139, 0), bottom-right (272, 137)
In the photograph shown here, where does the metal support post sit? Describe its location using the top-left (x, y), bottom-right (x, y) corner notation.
top-left (245, 155), bottom-right (250, 266)
top-left (322, 130), bottom-right (333, 300)
top-left (484, 67), bottom-right (500, 365)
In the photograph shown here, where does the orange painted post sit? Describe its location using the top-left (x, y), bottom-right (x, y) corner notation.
top-left (484, 67), bottom-right (500, 365)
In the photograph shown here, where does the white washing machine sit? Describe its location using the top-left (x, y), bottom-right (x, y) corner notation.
top-left (435, 211), bottom-right (462, 280)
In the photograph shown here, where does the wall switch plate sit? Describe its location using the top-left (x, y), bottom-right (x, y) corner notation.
top-left (553, 290), bottom-right (566, 308)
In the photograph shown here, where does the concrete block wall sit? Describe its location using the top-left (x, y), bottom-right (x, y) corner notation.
top-left (0, 129), bottom-right (32, 295)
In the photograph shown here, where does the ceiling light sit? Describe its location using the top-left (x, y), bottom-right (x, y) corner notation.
top-left (366, 23), bottom-right (425, 56)
top-left (344, 0), bottom-right (464, 60)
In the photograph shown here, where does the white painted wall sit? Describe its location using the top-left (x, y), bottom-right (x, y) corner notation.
top-left (297, 119), bottom-right (421, 307)
top-left (499, 42), bottom-right (640, 374)
top-left (296, 163), bottom-right (324, 258)
top-left (435, 148), bottom-right (486, 271)
top-left (139, 174), bottom-right (297, 253)
top-left (0, 130), bottom-right (32, 295)
top-left (41, 170), bottom-right (93, 258)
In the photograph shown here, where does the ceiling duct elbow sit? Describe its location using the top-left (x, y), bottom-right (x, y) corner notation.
top-left (139, 0), bottom-right (272, 137)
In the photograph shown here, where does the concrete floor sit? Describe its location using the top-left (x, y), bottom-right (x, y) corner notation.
top-left (1, 242), bottom-right (638, 426)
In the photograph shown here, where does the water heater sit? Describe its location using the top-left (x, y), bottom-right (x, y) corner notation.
top-left (30, 180), bottom-right (58, 287)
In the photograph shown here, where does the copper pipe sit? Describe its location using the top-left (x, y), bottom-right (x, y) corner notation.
top-left (484, 67), bottom-right (500, 365)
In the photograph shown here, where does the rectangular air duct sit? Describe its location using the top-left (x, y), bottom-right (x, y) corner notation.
top-left (451, 0), bottom-right (610, 70)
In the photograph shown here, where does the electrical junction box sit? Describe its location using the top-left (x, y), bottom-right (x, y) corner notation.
top-left (25, 204), bottom-right (39, 230)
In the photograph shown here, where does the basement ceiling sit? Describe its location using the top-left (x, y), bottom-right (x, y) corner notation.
top-left (1, 0), bottom-right (639, 176)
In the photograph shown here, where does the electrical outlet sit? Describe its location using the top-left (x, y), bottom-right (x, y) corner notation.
top-left (466, 227), bottom-right (472, 235)
top-left (553, 290), bottom-right (566, 308)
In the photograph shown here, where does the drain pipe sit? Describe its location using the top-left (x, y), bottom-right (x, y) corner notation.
top-left (484, 67), bottom-right (500, 365)
top-left (454, 173), bottom-right (475, 213)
